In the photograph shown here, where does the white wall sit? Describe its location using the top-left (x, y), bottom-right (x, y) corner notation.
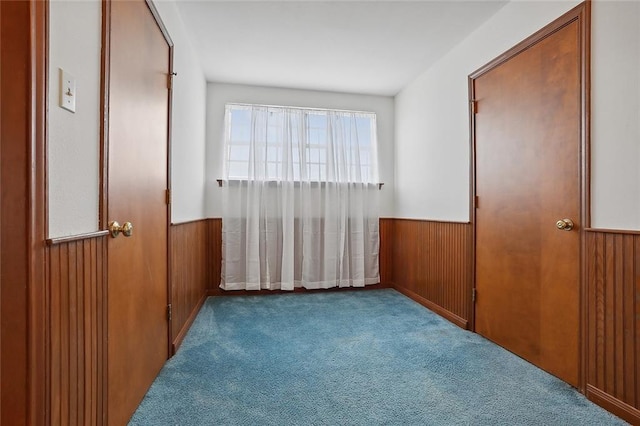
top-left (206, 83), bottom-right (395, 217)
top-left (394, 1), bottom-right (580, 222)
top-left (395, 0), bottom-right (640, 230)
top-left (48, 0), bottom-right (102, 237)
top-left (49, 1), bottom-right (638, 233)
top-left (48, 1), bottom-right (207, 237)
top-left (154, 1), bottom-right (208, 223)
top-left (591, 1), bottom-right (640, 230)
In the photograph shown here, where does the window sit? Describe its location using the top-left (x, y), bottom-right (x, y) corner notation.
top-left (223, 104), bottom-right (378, 183)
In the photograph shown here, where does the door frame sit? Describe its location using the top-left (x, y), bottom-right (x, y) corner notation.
top-left (468, 2), bottom-right (591, 391)
top-left (145, 0), bottom-right (175, 358)
top-left (99, 0), bottom-right (174, 366)
top-left (1, 0), bottom-right (48, 422)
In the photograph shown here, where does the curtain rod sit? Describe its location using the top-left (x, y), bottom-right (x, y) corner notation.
top-left (226, 102), bottom-right (377, 116)
top-left (217, 179), bottom-right (383, 190)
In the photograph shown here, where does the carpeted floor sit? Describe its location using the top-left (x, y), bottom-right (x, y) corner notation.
top-left (129, 289), bottom-right (626, 425)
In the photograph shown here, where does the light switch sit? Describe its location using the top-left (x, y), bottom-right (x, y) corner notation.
top-left (59, 68), bottom-right (76, 113)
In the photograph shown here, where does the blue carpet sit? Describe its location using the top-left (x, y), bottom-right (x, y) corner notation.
top-left (130, 289), bottom-right (626, 425)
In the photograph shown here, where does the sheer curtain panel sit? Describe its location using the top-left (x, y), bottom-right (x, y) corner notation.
top-left (221, 104), bottom-right (380, 290)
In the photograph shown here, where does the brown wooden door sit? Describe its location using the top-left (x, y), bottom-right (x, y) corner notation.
top-left (107, 1), bottom-right (170, 424)
top-left (1, 2), bottom-right (29, 423)
top-left (473, 19), bottom-right (582, 387)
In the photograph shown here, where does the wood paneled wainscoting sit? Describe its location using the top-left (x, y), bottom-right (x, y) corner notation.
top-left (389, 219), bottom-right (473, 329)
top-left (47, 231), bottom-right (109, 425)
top-left (379, 218), bottom-right (394, 285)
top-left (170, 219), bottom-right (221, 353)
top-left (44, 220), bottom-right (219, 424)
top-left (585, 229), bottom-right (640, 424)
top-left (207, 218), bottom-right (223, 292)
top-left (43, 219), bottom-right (640, 424)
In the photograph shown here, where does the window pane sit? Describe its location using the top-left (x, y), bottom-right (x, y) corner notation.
top-left (310, 148), bottom-right (320, 163)
top-left (291, 126), bottom-right (300, 145)
top-left (267, 125), bottom-right (278, 143)
top-left (230, 109), bottom-right (251, 143)
top-left (223, 104), bottom-right (377, 183)
top-left (231, 108), bottom-right (250, 126)
top-left (360, 150), bottom-right (370, 166)
top-left (227, 161), bottom-right (246, 179)
top-left (231, 124), bottom-right (250, 143)
top-left (229, 145), bottom-right (249, 162)
top-left (308, 113), bottom-right (326, 128)
top-left (267, 163), bottom-right (277, 179)
top-left (320, 147), bottom-right (327, 164)
top-left (317, 128), bottom-right (327, 146)
top-left (356, 117), bottom-right (371, 145)
top-left (309, 164), bottom-right (320, 181)
top-left (267, 147), bottom-right (279, 162)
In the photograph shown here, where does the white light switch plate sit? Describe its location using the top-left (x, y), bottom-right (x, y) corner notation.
top-left (59, 68), bottom-right (76, 113)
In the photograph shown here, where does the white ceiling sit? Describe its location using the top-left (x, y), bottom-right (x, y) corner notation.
top-left (175, 1), bottom-right (508, 96)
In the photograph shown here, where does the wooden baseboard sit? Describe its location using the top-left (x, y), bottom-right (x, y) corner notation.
top-left (586, 385), bottom-right (640, 425)
top-left (207, 282), bottom-right (394, 297)
top-left (392, 285), bottom-right (469, 329)
top-left (171, 293), bottom-right (207, 355)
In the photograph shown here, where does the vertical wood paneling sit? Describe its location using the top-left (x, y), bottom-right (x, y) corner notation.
top-left (68, 242), bottom-right (78, 425)
top-left (586, 230), bottom-right (640, 424)
top-left (28, 218), bottom-right (437, 421)
top-left (605, 234), bottom-right (616, 395)
top-left (585, 234), bottom-right (603, 384)
top-left (48, 235), bottom-right (107, 426)
top-left (50, 244), bottom-right (61, 424)
top-left (636, 237), bottom-right (640, 411)
top-left (379, 219), bottom-right (394, 284)
top-left (170, 220), bottom-right (214, 352)
top-left (208, 218), bottom-right (222, 291)
top-left (391, 219), bottom-right (472, 329)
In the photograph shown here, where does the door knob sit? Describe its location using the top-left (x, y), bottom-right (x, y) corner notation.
top-left (108, 221), bottom-right (134, 238)
top-left (555, 218), bottom-right (574, 231)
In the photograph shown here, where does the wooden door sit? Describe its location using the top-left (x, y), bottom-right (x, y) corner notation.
top-left (473, 14), bottom-right (585, 387)
top-left (107, 1), bottom-right (170, 424)
top-left (1, 2), bottom-right (30, 423)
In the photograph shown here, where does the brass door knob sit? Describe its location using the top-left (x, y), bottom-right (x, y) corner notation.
top-left (556, 218), bottom-right (574, 231)
top-left (108, 221), bottom-right (134, 238)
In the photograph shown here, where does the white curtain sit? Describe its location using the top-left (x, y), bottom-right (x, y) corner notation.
top-left (221, 104), bottom-right (380, 291)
